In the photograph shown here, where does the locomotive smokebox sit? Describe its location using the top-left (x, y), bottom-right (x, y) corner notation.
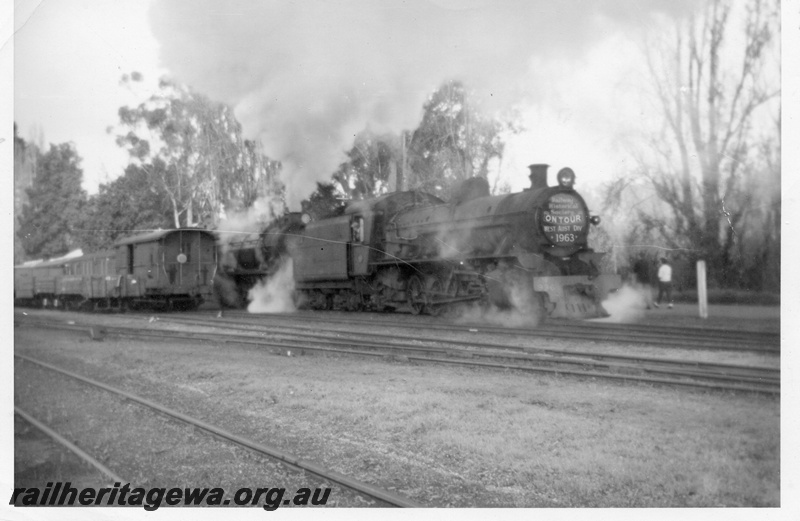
top-left (528, 164), bottom-right (550, 190)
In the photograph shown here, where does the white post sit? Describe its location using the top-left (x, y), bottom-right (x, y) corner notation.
top-left (401, 132), bottom-right (408, 191)
top-left (697, 260), bottom-right (708, 319)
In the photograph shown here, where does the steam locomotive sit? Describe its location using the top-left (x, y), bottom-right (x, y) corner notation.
top-left (219, 164), bottom-right (620, 320)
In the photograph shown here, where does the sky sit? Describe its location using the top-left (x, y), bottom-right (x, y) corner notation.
top-left (4, 0), bottom-right (793, 207)
top-left (7, 0), bottom-right (704, 203)
top-left (12, 0), bottom-right (166, 190)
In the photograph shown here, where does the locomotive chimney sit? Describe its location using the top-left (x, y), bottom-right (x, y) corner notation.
top-left (528, 164), bottom-right (549, 190)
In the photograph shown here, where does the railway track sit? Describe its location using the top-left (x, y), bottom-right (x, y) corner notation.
top-left (14, 354), bottom-right (422, 508)
top-left (16, 314), bottom-right (780, 394)
top-left (195, 310), bottom-right (780, 353)
top-left (15, 406), bottom-right (125, 484)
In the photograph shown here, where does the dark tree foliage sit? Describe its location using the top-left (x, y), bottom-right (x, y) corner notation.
top-left (406, 81), bottom-right (510, 200)
top-left (75, 163), bottom-right (174, 252)
top-left (301, 182), bottom-right (346, 221)
top-left (14, 123), bottom-right (40, 264)
top-left (332, 130), bottom-right (397, 199)
top-left (18, 143), bottom-right (87, 258)
top-left (319, 82), bottom-right (514, 208)
top-left (225, 139), bottom-right (284, 215)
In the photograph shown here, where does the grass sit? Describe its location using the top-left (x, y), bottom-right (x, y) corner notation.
top-left (13, 399), bottom-right (128, 498)
top-left (674, 289), bottom-right (780, 306)
top-left (14, 359), bottom-right (364, 507)
top-left (14, 325), bottom-right (780, 507)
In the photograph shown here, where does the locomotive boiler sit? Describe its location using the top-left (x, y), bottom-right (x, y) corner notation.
top-left (221, 164), bottom-right (621, 320)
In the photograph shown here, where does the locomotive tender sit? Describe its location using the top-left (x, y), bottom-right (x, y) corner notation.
top-left (14, 229), bottom-right (217, 311)
top-left (222, 164), bottom-right (621, 320)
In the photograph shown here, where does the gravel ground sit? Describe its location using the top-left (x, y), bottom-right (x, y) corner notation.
top-left (13, 321), bottom-right (780, 508)
top-left (14, 413), bottom-right (109, 495)
top-left (14, 361), bottom-right (377, 509)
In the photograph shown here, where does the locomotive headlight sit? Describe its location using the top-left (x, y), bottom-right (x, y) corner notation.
top-left (590, 216), bottom-right (601, 226)
top-left (301, 213), bottom-right (312, 224)
top-left (557, 167), bottom-right (576, 188)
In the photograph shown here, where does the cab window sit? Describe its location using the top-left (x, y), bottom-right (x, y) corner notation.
top-left (351, 216), bottom-right (364, 243)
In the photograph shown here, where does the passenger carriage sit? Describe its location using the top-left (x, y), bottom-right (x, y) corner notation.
top-left (115, 228), bottom-right (218, 310)
top-left (14, 229), bottom-right (218, 311)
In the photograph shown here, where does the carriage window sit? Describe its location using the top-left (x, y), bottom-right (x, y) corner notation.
top-left (128, 245), bottom-right (135, 274)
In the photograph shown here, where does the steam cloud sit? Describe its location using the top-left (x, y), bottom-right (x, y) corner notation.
top-left (151, 0), bottom-right (699, 209)
top-left (215, 197), bottom-right (285, 257)
top-left (453, 290), bottom-right (545, 329)
top-left (247, 258), bottom-right (297, 313)
top-left (598, 283), bottom-right (651, 323)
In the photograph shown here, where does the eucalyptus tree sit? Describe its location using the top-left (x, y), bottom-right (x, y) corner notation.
top-left (114, 75), bottom-right (282, 228)
top-left (405, 81), bottom-right (511, 200)
top-left (331, 129), bottom-right (397, 200)
top-left (14, 123), bottom-right (40, 263)
top-left (17, 143), bottom-right (87, 258)
top-left (633, 0), bottom-right (779, 288)
top-left (76, 164), bottom-right (174, 252)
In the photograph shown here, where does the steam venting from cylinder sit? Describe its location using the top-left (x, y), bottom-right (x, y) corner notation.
top-left (528, 164), bottom-right (549, 190)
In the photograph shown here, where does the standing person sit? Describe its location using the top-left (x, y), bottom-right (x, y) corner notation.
top-left (654, 257), bottom-right (673, 309)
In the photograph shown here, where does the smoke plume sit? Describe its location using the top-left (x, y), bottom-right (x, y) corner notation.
top-left (215, 197), bottom-right (285, 257)
top-left (452, 300), bottom-right (542, 330)
top-left (247, 257), bottom-right (297, 313)
top-left (598, 283), bottom-right (650, 323)
top-left (151, 0), bottom-right (700, 209)
top-left (452, 272), bottom-right (546, 328)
